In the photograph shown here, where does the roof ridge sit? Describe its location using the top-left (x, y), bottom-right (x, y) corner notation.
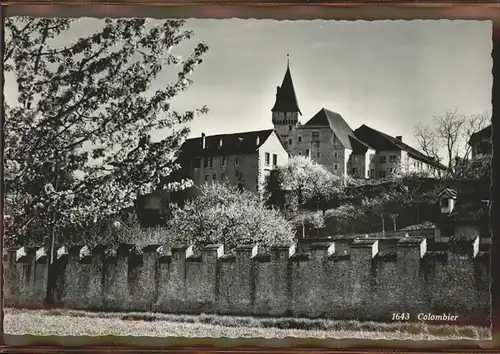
top-left (186, 128), bottom-right (275, 140)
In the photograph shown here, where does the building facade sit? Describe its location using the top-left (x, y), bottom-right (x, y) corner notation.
top-left (469, 124), bottom-right (492, 158)
top-left (271, 61), bottom-right (446, 181)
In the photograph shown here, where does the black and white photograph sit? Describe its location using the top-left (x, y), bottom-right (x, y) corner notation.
top-left (1, 16), bottom-right (493, 340)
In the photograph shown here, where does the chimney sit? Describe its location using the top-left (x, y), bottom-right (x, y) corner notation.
top-left (256, 136), bottom-right (260, 145)
top-left (396, 136), bottom-right (402, 141)
top-left (201, 133), bottom-right (206, 149)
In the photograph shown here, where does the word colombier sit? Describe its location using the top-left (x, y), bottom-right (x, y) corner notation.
top-left (392, 313), bottom-right (459, 321)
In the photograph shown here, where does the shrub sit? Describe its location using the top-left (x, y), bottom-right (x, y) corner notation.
top-left (168, 181), bottom-right (295, 252)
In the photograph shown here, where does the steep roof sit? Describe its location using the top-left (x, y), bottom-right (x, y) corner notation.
top-left (469, 124), bottom-right (491, 145)
top-left (271, 63), bottom-right (302, 115)
top-left (178, 129), bottom-right (280, 158)
top-left (303, 108), bottom-right (373, 153)
top-left (354, 124), bottom-right (447, 170)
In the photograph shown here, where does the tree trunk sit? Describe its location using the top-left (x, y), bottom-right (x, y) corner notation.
top-left (46, 160), bottom-right (60, 304)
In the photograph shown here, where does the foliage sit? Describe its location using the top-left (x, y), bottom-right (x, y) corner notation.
top-left (452, 155), bottom-right (491, 181)
top-left (168, 182), bottom-right (295, 252)
top-left (70, 210), bottom-right (174, 250)
top-left (413, 110), bottom-right (490, 174)
top-left (361, 186), bottom-right (410, 235)
top-left (264, 156), bottom-right (342, 215)
top-left (4, 18), bottom-right (209, 244)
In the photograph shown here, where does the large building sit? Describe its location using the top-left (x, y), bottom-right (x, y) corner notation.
top-left (135, 129), bottom-right (289, 226)
top-left (177, 129), bottom-right (289, 195)
top-left (469, 124), bottom-right (492, 158)
top-left (271, 61), bottom-right (446, 181)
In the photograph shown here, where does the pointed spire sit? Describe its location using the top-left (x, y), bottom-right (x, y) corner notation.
top-left (272, 55), bottom-right (302, 115)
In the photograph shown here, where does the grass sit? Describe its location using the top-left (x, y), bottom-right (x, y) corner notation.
top-left (3, 307), bottom-right (490, 340)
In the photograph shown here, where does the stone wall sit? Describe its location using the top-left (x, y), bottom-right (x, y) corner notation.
top-left (3, 236), bottom-right (490, 324)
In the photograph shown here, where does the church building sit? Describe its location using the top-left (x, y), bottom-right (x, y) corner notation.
top-left (271, 58), bottom-right (446, 182)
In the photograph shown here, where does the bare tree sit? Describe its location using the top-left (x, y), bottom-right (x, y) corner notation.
top-left (413, 110), bottom-right (490, 174)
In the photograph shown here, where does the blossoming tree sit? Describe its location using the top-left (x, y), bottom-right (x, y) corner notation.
top-left (3, 17), bottom-right (208, 246)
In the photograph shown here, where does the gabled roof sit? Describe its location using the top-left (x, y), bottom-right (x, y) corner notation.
top-left (179, 129), bottom-right (281, 158)
top-left (303, 108), bottom-right (373, 153)
top-left (271, 63), bottom-right (302, 115)
top-left (438, 188), bottom-right (458, 199)
top-left (469, 124), bottom-right (491, 145)
top-left (354, 124), bottom-right (447, 170)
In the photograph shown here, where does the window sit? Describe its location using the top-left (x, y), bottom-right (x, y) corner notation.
top-left (221, 173), bottom-right (226, 180)
top-left (334, 152), bottom-right (338, 158)
top-left (306, 149), bottom-right (310, 157)
top-left (369, 169), bottom-right (375, 178)
top-left (441, 198), bottom-right (449, 208)
top-left (272, 154), bottom-right (278, 166)
top-left (379, 170), bottom-right (386, 178)
top-left (334, 164), bottom-right (338, 170)
top-left (203, 157), bottom-right (214, 168)
top-left (288, 125), bottom-right (292, 131)
top-left (389, 155), bottom-right (397, 163)
top-left (204, 174), bottom-right (210, 182)
top-left (265, 152), bottom-right (270, 166)
top-left (221, 156), bottom-right (228, 167)
top-left (316, 152), bottom-right (320, 159)
top-left (213, 173), bottom-right (217, 181)
top-left (288, 139), bottom-right (293, 146)
top-left (235, 157), bottom-right (240, 166)
top-left (298, 136), bottom-right (302, 143)
top-left (311, 131), bottom-right (320, 141)
top-left (379, 155), bottom-right (387, 164)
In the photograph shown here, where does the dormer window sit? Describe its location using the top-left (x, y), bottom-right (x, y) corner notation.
top-left (440, 198), bottom-right (449, 208)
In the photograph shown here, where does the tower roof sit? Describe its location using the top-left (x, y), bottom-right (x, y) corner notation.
top-left (272, 57), bottom-right (302, 115)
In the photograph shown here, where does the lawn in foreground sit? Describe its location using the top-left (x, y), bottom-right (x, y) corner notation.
top-left (3, 308), bottom-right (490, 340)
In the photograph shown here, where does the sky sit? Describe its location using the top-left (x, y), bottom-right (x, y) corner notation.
top-left (4, 18), bottom-right (492, 154)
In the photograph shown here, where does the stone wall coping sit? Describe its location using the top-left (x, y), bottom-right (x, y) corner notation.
top-left (351, 239), bottom-right (378, 248)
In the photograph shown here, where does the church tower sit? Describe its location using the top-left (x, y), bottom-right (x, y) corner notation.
top-left (272, 55), bottom-right (301, 153)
